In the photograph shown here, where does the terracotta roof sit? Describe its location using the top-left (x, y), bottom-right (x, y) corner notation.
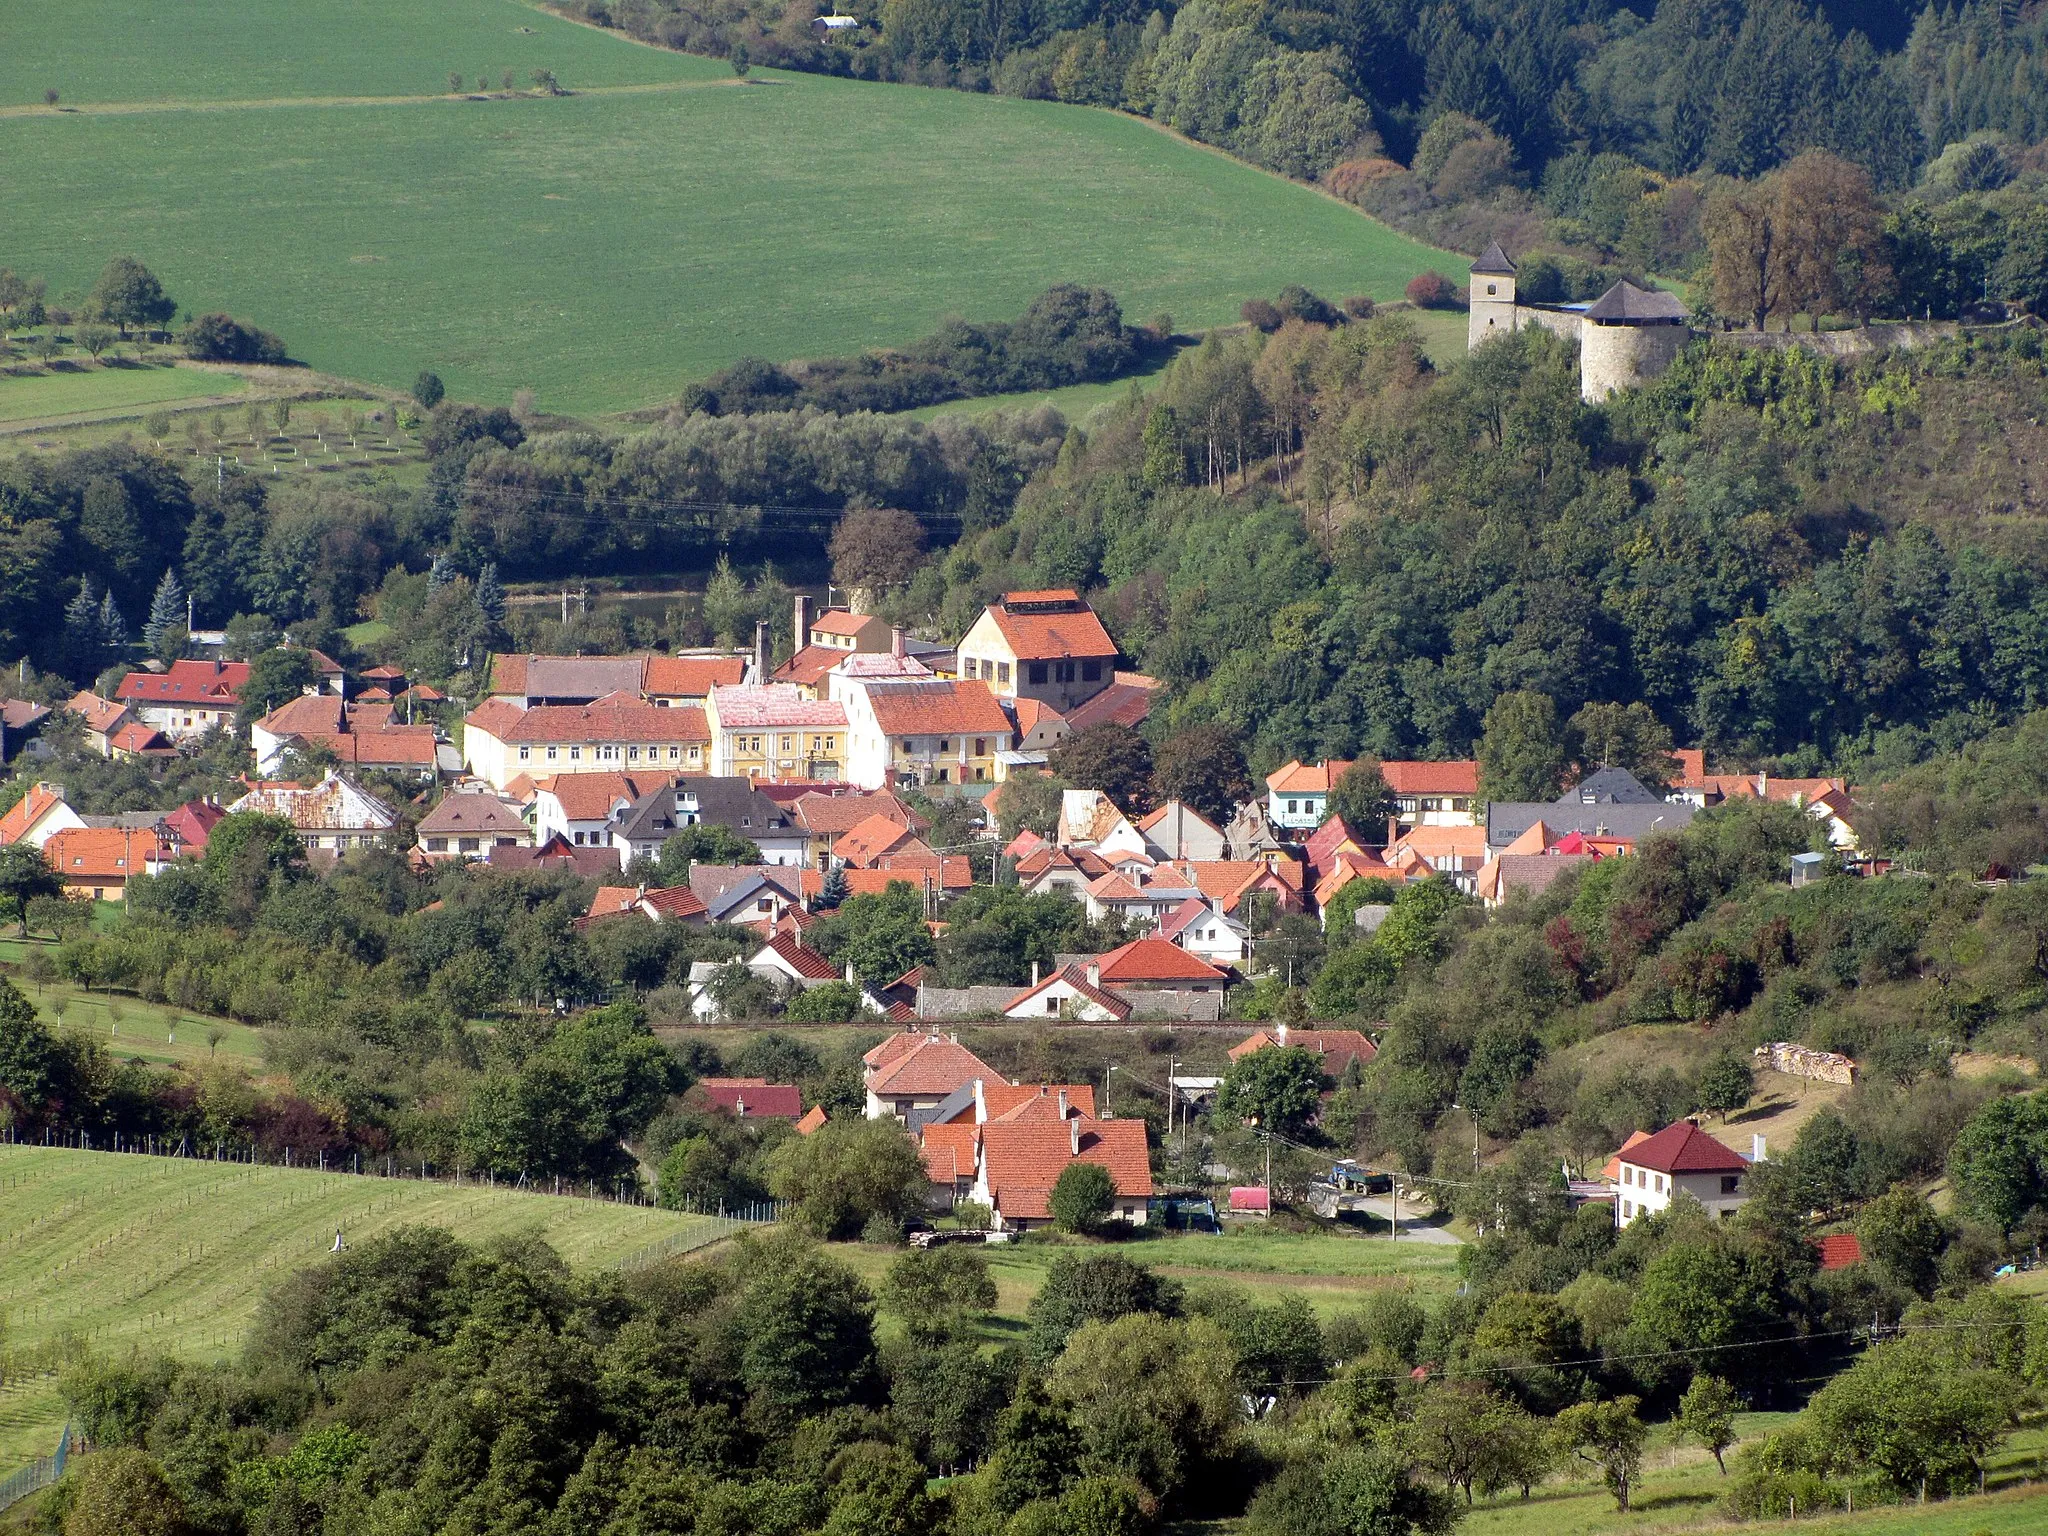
top-left (0, 786), bottom-right (70, 847)
top-left (1599, 1129), bottom-right (1653, 1182)
top-left (1265, 759), bottom-right (1349, 794)
top-left (834, 864), bottom-right (969, 897)
top-left (485, 839), bottom-right (619, 877)
top-left (1817, 1233), bottom-right (1864, 1271)
top-left (109, 722), bottom-right (176, 754)
top-left (418, 793), bottom-right (528, 837)
top-left (710, 685), bottom-right (847, 728)
top-left (984, 593), bottom-right (1117, 661)
top-left (0, 698), bottom-right (49, 732)
top-left (861, 679), bottom-right (1011, 736)
top-left (762, 931), bottom-right (839, 981)
top-left (356, 687), bottom-right (393, 703)
top-left (1229, 1027), bottom-right (1376, 1076)
top-left (1386, 824), bottom-right (1488, 859)
top-left (66, 691), bottom-right (127, 735)
top-left (160, 800), bottom-right (225, 852)
top-left (695, 1078), bottom-right (804, 1119)
top-left (793, 790), bottom-right (928, 838)
top-left (1381, 760), bottom-right (1480, 795)
top-left (117, 659), bottom-right (247, 706)
top-left (1167, 859), bottom-right (1290, 907)
top-left (984, 1082), bottom-right (1096, 1119)
top-left (834, 813), bottom-right (923, 867)
top-left (867, 1034), bottom-right (1000, 1098)
top-left (1618, 1122), bottom-right (1747, 1175)
top-left (472, 701), bottom-right (710, 745)
top-left (585, 886), bottom-right (642, 921)
top-left (1091, 936), bottom-right (1228, 984)
top-left (256, 694), bottom-right (346, 737)
top-left (1062, 679), bottom-right (1157, 733)
top-left (795, 1104), bottom-right (828, 1135)
top-left (44, 826), bottom-right (165, 881)
top-left (919, 1119), bottom-right (980, 1185)
top-left (643, 885), bottom-right (709, 920)
top-left (537, 771), bottom-right (668, 822)
top-left (644, 655), bottom-right (748, 696)
top-left (771, 644), bottom-right (844, 689)
top-left (359, 664), bottom-right (405, 681)
top-left (980, 1117), bottom-right (1151, 1218)
top-left (1010, 697), bottom-right (1066, 739)
top-left (810, 610), bottom-right (885, 638)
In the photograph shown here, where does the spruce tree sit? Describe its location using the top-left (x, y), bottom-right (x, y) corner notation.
top-left (427, 553), bottom-right (455, 592)
top-left (817, 865), bottom-right (850, 910)
top-left (142, 568), bottom-right (185, 651)
top-left (98, 591), bottom-right (128, 655)
top-left (475, 561), bottom-right (506, 624)
top-left (63, 579), bottom-right (102, 679)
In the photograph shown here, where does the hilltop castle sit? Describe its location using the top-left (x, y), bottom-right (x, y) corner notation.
top-left (1468, 241), bottom-right (1690, 402)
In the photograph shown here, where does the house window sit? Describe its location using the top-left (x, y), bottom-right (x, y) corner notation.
top-left (1287, 799), bottom-right (1299, 814)
top-left (938, 739), bottom-right (950, 752)
top-left (547, 746), bottom-right (558, 760)
top-left (1654, 1175), bottom-right (1665, 1194)
top-left (1046, 997), bottom-right (1059, 1015)
top-left (569, 746), bottom-right (582, 760)
top-left (936, 768), bottom-right (949, 782)
top-left (1720, 1175), bottom-right (1740, 1194)
top-left (689, 747), bottom-right (701, 761)
top-left (1082, 660), bottom-right (1102, 682)
top-left (519, 746), bottom-right (531, 761)
top-left (974, 738), bottom-right (986, 756)
top-left (1622, 1200), bottom-right (1633, 1218)
top-left (782, 735), bottom-right (794, 752)
top-left (428, 838), bottom-right (447, 852)
top-left (1486, 283), bottom-right (1497, 295)
top-left (1028, 662), bottom-right (1048, 684)
top-left (823, 737), bottom-right (835, 751)
top-left (1055, 661), bottom-right (1075, 683)
top-left (669, 746), bottom-right (679, 759)
top-left (997, 662), bottom-right (1011, 683)
top-left (628, 746), bottom-right (640, 760)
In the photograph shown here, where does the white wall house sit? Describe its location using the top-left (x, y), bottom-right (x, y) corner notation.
top-left (1610, 1122), bottom-right (1753, 1229)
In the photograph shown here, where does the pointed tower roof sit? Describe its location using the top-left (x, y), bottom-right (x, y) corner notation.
top-left (1584, 280), bottom-right (1688, 322)
top-left (1471, 240), bottom-right (1517, 276)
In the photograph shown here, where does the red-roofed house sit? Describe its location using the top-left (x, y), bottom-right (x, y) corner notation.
top-left (1382, 760), bottom-right (1480, 828)
top-left (43, 826), bottom-right (170, 901)
top-left (969, 1117), bottom-right (1152, 1231)
top-left (841, 676), bottom-right (1013, 789)
top-left (66, 692), bottom-right (131, 757)
top-left (1002, 965), bottom-right (1134, 1021)
top-left (160, 799), bottom-right (227, 857)
top-left (463, 698), bottom-right (711, 790)
top-left (117, 659), bottom-right (249, 740)
top-left (0, 783), bottom-right (87, 848)
top-left (750, 931), bottom-right (840, 986)
top-left (1817, 1233), bottom-right (1864, 1271)
top-left (833, 812), bottom-right (928, 868)
top-left (1610, 1122), bottom-right (1751, 1228)
top-left (1228, 1024), bottom-right (1377, 1078)
top-left (795, 1104), bottom-right (828, 1135)
top-left (955, 591), bottom-right (1120, 715)
top-left (1265, 759), bottom-right (1350, 831)
top-left (864, 1033), bottom-right (1001, 1121)
top-left (1089, 936), bottom-right (1229, 992)
top-left (693, 1078), bottom-right (804, 1120)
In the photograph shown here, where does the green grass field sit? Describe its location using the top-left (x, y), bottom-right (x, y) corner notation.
top-left (0, 1146), bottom-right (712, 1472)
top-left (0, 5), bottom-right (1458, 415)
top-left (0, 363), bottom-right (244, 426)
top-left (1, 0), bottom-right (720, 107)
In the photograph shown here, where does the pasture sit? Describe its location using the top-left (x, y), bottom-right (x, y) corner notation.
top-left (0, 4), bottom-right (1458, 414)
top-left (0, 1146), bottom-right (716, 1471)
top-left (0, 363), bottom-right (242, 429)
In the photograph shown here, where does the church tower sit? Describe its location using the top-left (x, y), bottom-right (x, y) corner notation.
top-left (1468, 240), bottom-right (1518, 351)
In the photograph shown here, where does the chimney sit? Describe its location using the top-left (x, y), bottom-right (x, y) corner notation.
top-left (1069, 1119), bottom-right (1082, 1155)
top-left (973, 1079), bottom-right (987, 1122)
top-left (1275, 1022), bottom-right (1290, 1046)
top-left (754, 620), bottom-right (771, 683)
top-left (635, 883), bottom-right (645, 900)
top-left (1757, 769), bottom-right (1769, 799)
top-left (1387, 814), bottom-right (1400, 846)
top-left (891, 628), bottom-right (907, 659)
top-left (1751, 1133), bottom-right (1767, 1162)
top-left (1057, 1088), bottom-right (1068, 1118)
top-left (1086, 962), bottom-right (1100, 988)
top-left (794, 593), bottom-right (814, 649)
top-left (845, 961), bottom-right (858, 986)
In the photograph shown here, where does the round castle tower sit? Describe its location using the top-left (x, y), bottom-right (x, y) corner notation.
top-left (1466, 241), bottom-right (1690, 402)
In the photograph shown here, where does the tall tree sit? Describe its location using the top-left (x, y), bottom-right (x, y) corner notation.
top-left (1479, 690), bottom-right (1571, 801)
top-left (141, 567), bottom-right (185, 652)
top-left (1150, 721), bottom-right (1248, 822)
top-left (829, 505), bottom-right (926, 596)
top-left (85, 256), bottom-right (175, 338)
top-left (1570, 701), bottom-right (1675, 789)
top-left (1049, 724), bottom-right (1154, 814)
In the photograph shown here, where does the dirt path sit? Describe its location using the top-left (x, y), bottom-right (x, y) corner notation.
top-left (0, 76), bottom-right (762, 121)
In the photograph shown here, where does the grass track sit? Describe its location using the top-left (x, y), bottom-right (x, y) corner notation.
top-left (0, 1146), bottom-right (708, 1471)
top-left (1, 6), bottom-right (1457, 413)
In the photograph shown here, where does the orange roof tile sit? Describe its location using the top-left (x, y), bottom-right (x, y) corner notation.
top-left (984, 593), bottom-right (1118, 662)
top-left (919, 1119), bottom-right (980, 1185)
top-left (644, 655), bottom-right (747, 696)
top-left (0, 784), bottom-right (68, 846)
top-left (1380, 760), bottom-right (1479, 795)
top-left (537, 771), bottom-right (668, 822)
top-left (867, 1034), bottom-right (1000, 1097)
top-left (980, 1117), bottom-right (1151, 1218)
top-left (834, 813), bottom-right (923, 868)
top-left (116, 659), bottom-right (247, 706)
top-left (795, 1104), bottom-right (828, 1135)
top-left (862, 679), bottom-right (1012, 736)
top-left (1092, 936), bottom-right (1228, 984)
top-left (985, 1083), bottom-right (1097, 1120)
top-left (44, 826), bottom-right (165, 881)
top-left (66, 691), bottom-right (127, 735)
top-left (1265, 759), bottom-right (1350, 794)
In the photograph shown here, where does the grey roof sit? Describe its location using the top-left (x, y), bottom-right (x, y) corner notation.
top-left (1471, 240), bottom-right (1517, 276)
top-left (1583, 281), bottom-right (1688, 323)
top-left (1486, 799), bottom-right (1693, 848)
top-left (521, 656), bottom-right (646, 702)
top-left (614, 775), bottom-right (795, 846)
top-left (686, 863), bottom-right (804, 916)
top-left (1566, 767), bottom-right (1664, 805)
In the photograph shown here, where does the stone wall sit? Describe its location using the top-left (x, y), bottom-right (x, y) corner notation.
top-left (1581, 321), bottom-right (1688, 401)
top-left (1714, 321), bottom-right (1964, 357)
top-left (1754, 1041), bottom-right (1857, 1084)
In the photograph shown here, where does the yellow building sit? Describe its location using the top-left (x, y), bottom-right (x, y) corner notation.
top-left (706, 685), bottom-right (849, 782)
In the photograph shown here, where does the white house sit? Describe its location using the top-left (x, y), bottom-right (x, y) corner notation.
top-left (225, 772), bottom-right (398, 853)
top-left (1156, 895), bottom-right (1252, 964)
top-left (1608, 1121), bottom-right (1753, 1229)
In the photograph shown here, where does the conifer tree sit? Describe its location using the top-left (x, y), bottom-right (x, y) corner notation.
top-left (63, 579), bottom-right (102, 679)
top-left (474, 561), bottom-right (506, 624)
top-left (142, 568), bottom-right (185, 651)
top-left (98, 591), bottom-right (128, 655)
top-left (427, 553), bottom-right (455, 592)
top-left (817, 865), bottom-right (850, 910)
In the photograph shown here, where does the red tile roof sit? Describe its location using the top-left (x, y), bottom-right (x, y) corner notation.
top-left (0, 784), bottom-right (69, 846)
top-left (1817, 1234), bottom-right (1864, 1271)
top-left (983, 1082), bottom-right (1096, 1120)
top-left (695, 1078), bottom-right (804, 1119)
top-left (862, 679), bottom-right (1012, 736)
top-left (45, 826), bottom-right (166, 881)
top-left (984, 593), bottom-right (1118, 661)
top-left (919, 1119), bottom-right (980, 1185)
top-left (109, 722), bottom-right (177, 755)
top-left (1062, 678), bottom-right (1156, 733)
top-left (66, 691), bottom-right (127, 735)
top-left (771, 643), bottom-right (844, 689)
top-left (710, 685), bottom-right (847, 728)
top-left (866, 1034), bottom-right (1000, 1098)
top-left (1005, 966), bottom-right (1133, 1020)
top-left (161, 800), bottom-right (225, 853)
top-left (795, 1104), bottom-right (828, 1135)
top-left (536, 771), bottom-right (668, 822)
top-left (1618, 1121), bottom-right (1748, 1175)
top-left (1229, 1028), bottom-right (1376, 1076)
top-left (1091, 936), bottom-right (1228, 985)
top-left (473, 701), bottom-right (710, 745)
top-left (810, 610), bottom-right (886, 638)
top-left (1380, 760), bottom-right (1480, 795)
top-left (834, 813), bottom-right (924, 867)
top-left (980, 1118), bottom-right (1151, 1219)
top-left (117, 659), bottom-right (247, 706)
top-left (644, 655), bottom-right (748, 696)
top-left (1266, 759), bottom-right (1349, 794)
top-left (762, 931), bottom-right (838, 981)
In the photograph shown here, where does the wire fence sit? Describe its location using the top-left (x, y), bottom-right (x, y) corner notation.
top-left (0, 1426), bottom-right (72, 1516)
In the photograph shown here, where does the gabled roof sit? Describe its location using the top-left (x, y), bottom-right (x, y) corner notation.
top-left (585, 885), bottom-right (643, 922)
top-left (1005, 965), bottom-right (1133, 1019)
top-left (1618, 1121), bottom-right (1747, 1175)
top-left (771, 643), bottom-right (844, 689)
top-left (109, 722), bottom-right (177, 755)
top-left (861, 678), bottom-right (1012, 736)
top-left (866, 1033), bottom-right (1001, 1098)
top-left (642, 885), bottom-right (709, 920)
top-left (1600, 1129), bottom-right (1653, 1182)
top-left (793, 789), bottom-right (928, 838)
top-left (1472, 239), bottom-right (1517, 276)
top-left (835, 813), bottom-right (924, 867)
top-left (810, 609), bottom-right (888, 639)
top-left (117, 659), bottom-right (248, 706)
top-left (710, 684), bottom-right (848, 728)
top-left (1265, 759), bottom-right (1350, 794)
top-left (982, 592), bottom-right (1118, 661)
top-left (484, 839), bottom-right (619, 876)
top-left (226, 772), bottom-right (397, 833)
top-left (795, 1104), bottom-right (828, 1135)
top-left (979, 1117), bottom-right (1151, 1218)
top-left (44, 825), bottom-right (166, 880)
top-left (1381, 759), bottom-right (1480, 795)
top-left (160, 800), bottom-right (225, 853)
top-left (919, 1119), bottom-right (979, 1184)
top-left (536, 771), bottom-right (668, 822)
top-left (1168, 858), bottom-right (1301, 908)
top-left (984, 1082), bottom-right (1096, 1120)
top-left (759, 931), bottom-right (838, 981)
top-left (695, 1078), bottom-right (804, 1119)
top-left (644, 655), bottom-right (748, 696)
top-left (1063, 677), bottom-right (1157, 733)
top-left (66, 691), bottom-right (127, 735)
top-left (0, 785), bottom-right (68, 847)
top-left (1090, 936), bottom-right (1228, 985)
top-left (1229, 1027), bottom-right (1376, 1076)
top-left (1817, 1233), bottom-right (1864, 1271)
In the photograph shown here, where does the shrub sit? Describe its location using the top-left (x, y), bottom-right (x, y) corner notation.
top-left (183, 313), bottom-right (287, 364)
top-left (1342, 294), bottom-right (1376, 318)
top-left (1405, 272), bottom-right (1457, 309)
top-left (1049, 1161), bottom-right (1117, 1234)
top-left (1240, 298), bottom-right (1283, 332)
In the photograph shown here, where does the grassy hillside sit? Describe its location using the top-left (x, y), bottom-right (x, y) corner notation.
top-left (0, 7), bottom-right (1457, 414)
top-left (1, 0), bottom-right (719, 106)
top-left (0, 1147), bottom-right (709, 1472)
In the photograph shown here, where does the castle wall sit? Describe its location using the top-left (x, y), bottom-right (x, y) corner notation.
top-left (1580, 321), bottom-right (1687, 402)
top-left (1520, 307), bottom-right (1582, 342)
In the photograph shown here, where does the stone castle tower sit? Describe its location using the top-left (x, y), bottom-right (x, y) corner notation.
top-left (1466, 241), bottom-right (1690, 402)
